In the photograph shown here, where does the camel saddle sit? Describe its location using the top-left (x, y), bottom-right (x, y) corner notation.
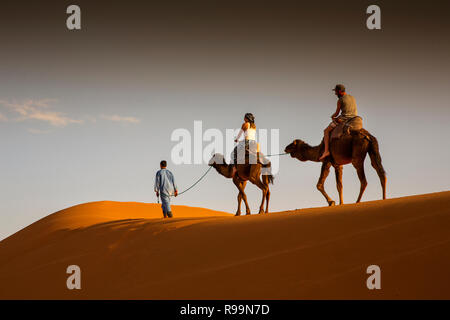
top-left (231, 142), bottom-right (269, 165)
top-left (331, 116), bottom-right (363, 140)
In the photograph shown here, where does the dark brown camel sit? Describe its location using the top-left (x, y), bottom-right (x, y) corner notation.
top-left (208, 153), bottom-right (274, 215)
top-left (284, 129), bottom-right (386, 205)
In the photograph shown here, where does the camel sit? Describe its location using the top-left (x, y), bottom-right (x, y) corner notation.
top-left (284, 129), bottom-right (386, 206)
top-left (208, 153), bottom-right (274, 215)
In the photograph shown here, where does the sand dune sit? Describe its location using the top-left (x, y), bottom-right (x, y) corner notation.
top-left (1, 192), bottom-right (449, 299)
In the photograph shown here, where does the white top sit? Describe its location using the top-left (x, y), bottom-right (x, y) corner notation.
top-left (245, 128), bottom-right (256, 141)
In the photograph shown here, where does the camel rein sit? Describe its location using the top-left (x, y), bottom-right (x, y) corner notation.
top-left (168, 166), bottom-right (213, 198)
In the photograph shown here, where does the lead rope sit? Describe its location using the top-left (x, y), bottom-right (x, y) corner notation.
top-left (172, 166), bottom-right (213, 197)
top-left (265, 152), bottom-right (289, 157)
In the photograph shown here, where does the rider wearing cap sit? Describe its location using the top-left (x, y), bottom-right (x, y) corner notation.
top-left (319, 84), bottom-right (358, 161)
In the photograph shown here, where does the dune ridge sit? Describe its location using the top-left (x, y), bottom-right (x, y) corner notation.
top-left (0, 191), bottom-right (449, 299)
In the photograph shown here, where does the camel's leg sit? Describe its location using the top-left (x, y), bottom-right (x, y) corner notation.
top-left (249, 165), bottom-right (268, 214)
top-left (334, 165), bottom-right (344, 205)
top-left (242, 184), bottom-right (251, 215)
top-left (241, 181), bottom-right (249, 214)
top-left (265, 188), bottom-right (270, 213)
top-left (233, 178), bottom-right (248, 216)
top-left (369, 152), bottom-right (387, 200)
top-left (353, 161), bottom-right (367, 203)
top-left (233, 177), bottom-right (247, 216)
top-left (317, 161), bottom-right (334, 206)
top-left (236, 191), bottom-right (243, 216)
top-left (252, 178), bottom-right (268, 214)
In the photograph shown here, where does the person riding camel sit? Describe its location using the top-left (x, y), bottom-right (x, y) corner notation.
top-left (231, 113), bottom-right (260, 175)
top-left (234, 113), bottom-right (259, 151)
top-left (319, 84), bottom-right (358, 161)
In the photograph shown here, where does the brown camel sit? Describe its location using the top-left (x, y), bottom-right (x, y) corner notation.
top-left (284, 129), bottom-right (386, 206)
top-left (208, 153), bottom-right (274, 215)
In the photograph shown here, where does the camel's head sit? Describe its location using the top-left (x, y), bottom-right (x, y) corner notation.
top-left (208, 153), bottom-right (226, 167)
top-left (284, 139), bottom-right (307, 161)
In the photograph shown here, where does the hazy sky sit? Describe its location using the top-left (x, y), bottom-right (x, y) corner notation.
top-left (1, 0), bottom-right (449, 240)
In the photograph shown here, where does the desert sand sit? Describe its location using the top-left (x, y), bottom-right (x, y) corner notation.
top-left (0, 191), bottom-right (449, 299)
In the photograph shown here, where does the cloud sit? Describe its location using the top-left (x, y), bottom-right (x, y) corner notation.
top-left (101, 114), bottom-right (141, 124)
top-left (25, 110), bottom-right (82, 127)
top-left (0, 99), bottom-right (141, 129)
top-left (0, 99), bottom-right (82, 127)
top-left (27, 128), bottom-right (52, 134)
top-left (83, 115), bottom-right (97, 123)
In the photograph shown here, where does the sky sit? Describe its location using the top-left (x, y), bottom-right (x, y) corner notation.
top-left (1, 0), bottom-right (449, 240)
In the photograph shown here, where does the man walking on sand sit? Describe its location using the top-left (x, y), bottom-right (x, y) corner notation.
top-left (154, 160), bottom-right (178, 218)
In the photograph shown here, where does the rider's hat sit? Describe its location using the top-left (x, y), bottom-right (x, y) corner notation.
top-left (332, 84), bottom-right (346, 92)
